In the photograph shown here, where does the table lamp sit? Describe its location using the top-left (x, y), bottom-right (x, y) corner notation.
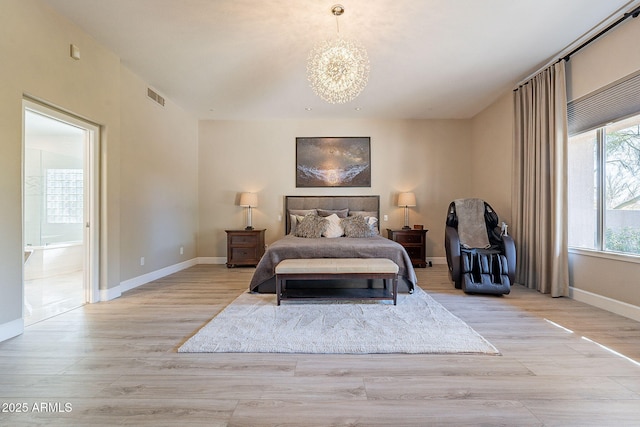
top-left (398, 192), bottom-right (416, 230)
top-left (239, 192), bottom-right (258, 230)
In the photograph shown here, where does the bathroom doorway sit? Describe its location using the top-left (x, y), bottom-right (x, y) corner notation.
top-left (23, 100), bottom-right (99, 325)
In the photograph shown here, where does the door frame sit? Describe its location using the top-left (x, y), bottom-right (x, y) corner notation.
top-left (22, 98), bottom-right (100, 306)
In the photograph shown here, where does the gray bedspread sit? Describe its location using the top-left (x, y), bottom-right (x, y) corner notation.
top-left (249, 235), bottom-right (417, 293)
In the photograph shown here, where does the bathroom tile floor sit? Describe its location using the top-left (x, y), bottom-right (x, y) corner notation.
top-left (24, 270), bottom-right (84, 326)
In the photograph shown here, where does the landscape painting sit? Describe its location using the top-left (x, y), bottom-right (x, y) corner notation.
top-left (296, 137), bottom-right (371, 187)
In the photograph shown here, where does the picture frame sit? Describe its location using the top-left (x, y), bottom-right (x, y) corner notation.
top-left (295, 137), bottom-right (371, 187)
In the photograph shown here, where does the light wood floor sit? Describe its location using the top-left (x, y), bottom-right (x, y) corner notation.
top-left (1, 264), bottom-right (639, 426)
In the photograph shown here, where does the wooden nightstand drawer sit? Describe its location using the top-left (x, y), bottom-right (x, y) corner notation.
top-left (225, 229), bottom-right (265, 267)
top-left (230, 234), bottom-right (258, 246)
top-left (394, 233), bottom-right (423, 244)
top-left (231, 247), bottom-right (257, 261)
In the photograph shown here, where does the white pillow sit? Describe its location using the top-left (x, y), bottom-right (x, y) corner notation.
top-left (322, 214), bottom-right (344, 238)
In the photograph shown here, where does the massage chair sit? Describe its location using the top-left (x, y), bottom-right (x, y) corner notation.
top-left (444, 199), bottom-right (515, 295)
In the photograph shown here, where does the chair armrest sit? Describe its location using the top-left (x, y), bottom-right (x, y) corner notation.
top-left (445, 226), bottom-right (461, 286)
top-left (501, 234), bottom-right (516, 284)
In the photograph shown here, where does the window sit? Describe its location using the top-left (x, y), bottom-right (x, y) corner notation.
top-left (568, 113), bottom-right (640, 256)
top-left (46, 168), bottom-right (84, 224)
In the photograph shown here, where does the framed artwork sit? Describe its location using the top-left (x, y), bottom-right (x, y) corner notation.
top-left (296, 137), bottom-right (371, 187)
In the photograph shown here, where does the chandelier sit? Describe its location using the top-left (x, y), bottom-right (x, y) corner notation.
top-left (307, 4), bottom-right (370, 104)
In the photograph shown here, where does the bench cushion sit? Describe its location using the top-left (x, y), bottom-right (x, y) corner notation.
top-left (275, 258), bottom-right (399, 275)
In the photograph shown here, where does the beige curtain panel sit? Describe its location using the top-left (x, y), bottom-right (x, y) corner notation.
top-left (512, 61), bottom-right (569, 297)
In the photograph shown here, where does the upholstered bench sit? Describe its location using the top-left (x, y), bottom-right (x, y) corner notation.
top-left (275, 258), bottom-right (399, 305)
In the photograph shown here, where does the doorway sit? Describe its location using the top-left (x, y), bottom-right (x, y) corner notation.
top-left (22, 100), bottom-right (99, 325)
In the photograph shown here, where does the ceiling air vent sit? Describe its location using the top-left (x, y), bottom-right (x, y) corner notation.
top-left (147, 88), bottom-right (165, 107)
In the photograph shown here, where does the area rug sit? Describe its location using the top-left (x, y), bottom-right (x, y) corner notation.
top-left (178, 287), bottom-right (499, 354)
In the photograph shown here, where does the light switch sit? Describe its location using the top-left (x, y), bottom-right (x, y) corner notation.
top-left (70, 44), bottom-right (80, 60)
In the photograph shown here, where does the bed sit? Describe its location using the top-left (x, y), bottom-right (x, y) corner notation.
top-left (249, 195), bottom-right (417, 293)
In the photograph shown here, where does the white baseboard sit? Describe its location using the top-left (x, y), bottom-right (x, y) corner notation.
top-left (0, 318), bottom-right (24, 343)
top-left (99, 286), bottom-right (122, 302)
top-left (570, 287), bottom-right (640, 322)
top-left (427, 257), bottom-right (447, 265)
top-left (101, 258), bottom-right (200, 302)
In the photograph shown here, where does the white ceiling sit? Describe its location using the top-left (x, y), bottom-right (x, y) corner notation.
top-left (43, 0), bottom-right (637, 120)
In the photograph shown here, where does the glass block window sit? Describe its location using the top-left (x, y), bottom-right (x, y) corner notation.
top-left (46, 169), bottom-right (83, 224)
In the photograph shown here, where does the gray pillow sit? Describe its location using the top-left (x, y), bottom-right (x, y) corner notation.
top-left (349, 210), bottom-right (377, 218)
top-left (289, 208), bottom-right (317, 216)
top-left (294, 214), bottom-right (328, 238)
top-left (288, 209), bottom-right (317, 234)
top-left (317, 208), bottom-right (349, 218)
top-left (288, 214), bottom-right (307, 235)
top-left (341, 215), bottom-right (375, 238)
top-left (349, 210), bottom-right (379, 234)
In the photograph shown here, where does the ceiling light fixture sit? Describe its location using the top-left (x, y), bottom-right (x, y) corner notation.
top-left (307, 4), bottom-right (370, 104)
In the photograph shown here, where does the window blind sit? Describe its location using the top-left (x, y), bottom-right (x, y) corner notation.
top-left (567, 69), bottom-right (640, 136)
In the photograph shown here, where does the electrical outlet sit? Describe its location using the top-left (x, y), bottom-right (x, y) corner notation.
top-left (140, 257), bottom-right (145, 266)
top-left (180, 246), bottom-right (184, 255)
top-left (383, 215), bottom-right (388, 221)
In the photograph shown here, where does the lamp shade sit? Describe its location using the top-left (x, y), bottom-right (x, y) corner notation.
top-left (239, 192), bottom-right (258, 207)
top-left (398, 192), bottom-right (416, 207)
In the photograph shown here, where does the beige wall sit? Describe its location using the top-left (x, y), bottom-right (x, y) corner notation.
top-left (198, 119), bottom-right (473, 260)
top-left (0, 0), bottom-right (199, 339)
top-left (470, 92), bottom-right (513, 225)
top-left (564, 16), bottom-right (640, 307)
top-left (119, 67), bottom-right (198, 280)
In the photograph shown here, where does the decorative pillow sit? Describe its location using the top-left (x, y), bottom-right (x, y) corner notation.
top-left (288, 214), bottom-right (307, 235)
top-left (317, 208), bottom-right (349, 218)
top-left (322, 214), bottom-right (345, 238)
top-left (365, 216), bottom-right (380, 235)
top-left (349, 211), bottom-right (379, 233)
top-left (341, 215), bottom-right (375, 238)
top-left (294, 213), bottom-right (328, 238)
top-left (288, 210), bottom-right (316, 234)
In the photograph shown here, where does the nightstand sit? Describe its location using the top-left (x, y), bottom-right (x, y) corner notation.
top-left (387, 228), bottom-right (429, 268)
top-left (225, 229), bottom-right (265, 267)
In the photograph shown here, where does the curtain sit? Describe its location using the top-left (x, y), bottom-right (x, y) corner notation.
top-left (512, 61), bottom-right (569, 297)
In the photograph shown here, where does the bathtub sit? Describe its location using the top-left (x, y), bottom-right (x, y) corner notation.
top-left (24, 242), bottom-right (84, 280)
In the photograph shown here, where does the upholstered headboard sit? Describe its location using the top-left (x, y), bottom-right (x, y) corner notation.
top-left (284, 195), bottom-right (380, 235)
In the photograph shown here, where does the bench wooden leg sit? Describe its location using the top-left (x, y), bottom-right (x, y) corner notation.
top-left (393, 277), bottom-right (398, 305)
top-left (276, 276), bottom-right (282, 306)
top-left (384, 277), bottom-right (398, 305)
